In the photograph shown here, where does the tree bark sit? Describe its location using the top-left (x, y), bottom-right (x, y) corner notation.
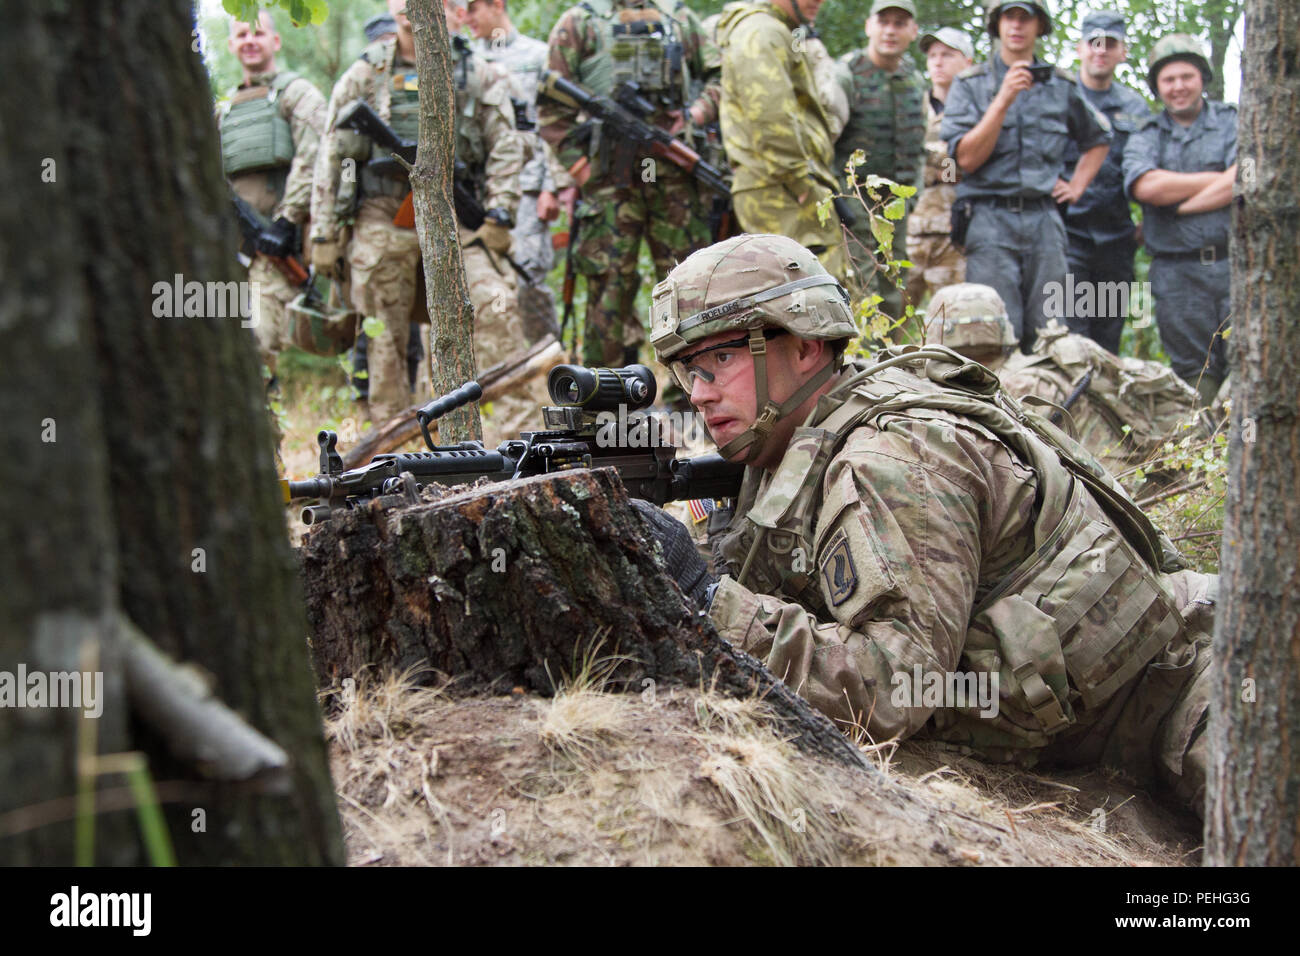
top-left (299, 470), bottom-right (870, 771)
top-left (0, 0), bottom-right (342, 865)
top-left (1205, 0), bottom-right (1300, 865)
top-left (408, 0), bottom-right (482, 445)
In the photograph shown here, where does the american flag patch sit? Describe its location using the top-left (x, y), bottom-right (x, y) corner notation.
top-left (687, 498), bottom-right (716, 524)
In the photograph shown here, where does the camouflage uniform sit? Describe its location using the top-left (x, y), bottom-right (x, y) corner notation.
top-left (941, 13), bottom-right (1112, 351)
top-left (473, 26), bottom-right (573, 343)
top-left (1123, 36), bottom-right (1234, 395)
top-left (652, 235), bottom-right (1216, 816)
top-left (834, 46), bottom-right (926, 319)
top-left (311, 36), bottom-right (522, 424)
top-left (220, 69), bottom-right (327, 374)
top-left (715, 2), bottom-right (847, 281)
top-left (926, 284), bottom-right (1200, 481)
top-left (906, 92), bottom-right (966, 304)
top-left (539, 0), bottom-right (719, 366)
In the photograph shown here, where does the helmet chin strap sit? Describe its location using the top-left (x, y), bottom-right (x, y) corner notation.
top-left (717, 329), bottom-right (836, 465)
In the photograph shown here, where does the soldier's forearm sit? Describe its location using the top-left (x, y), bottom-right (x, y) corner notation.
top-left (1068, 143), bottom-right (1109, 194)
top-left (1177, 165), bottom-right (1236, 215)
top-left (1130, 169), bottom-right (1220, 206)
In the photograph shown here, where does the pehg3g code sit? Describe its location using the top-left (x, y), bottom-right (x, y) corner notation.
top-left (49, 886), bottom-right (151, 936)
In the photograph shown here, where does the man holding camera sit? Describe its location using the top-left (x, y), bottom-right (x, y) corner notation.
top-left (940, 0), bottom-right (1111, 352)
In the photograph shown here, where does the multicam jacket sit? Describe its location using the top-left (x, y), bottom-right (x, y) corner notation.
top-left (708, 348), bottom-right (1198, 764)
top-left (310, 37), bottom-right (522, 241)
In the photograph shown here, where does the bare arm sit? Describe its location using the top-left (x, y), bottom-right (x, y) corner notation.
top-left (1178, 164), bottom-right (1237, 215)
top-left (1130, 169), bottom-right (1221, 206)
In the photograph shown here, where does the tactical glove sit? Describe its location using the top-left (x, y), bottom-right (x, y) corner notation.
top-left (311, 239), bottom-right (341, 276)
top-left (629, 498), bottom-right (716, 612)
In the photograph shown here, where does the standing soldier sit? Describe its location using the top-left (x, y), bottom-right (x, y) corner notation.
top-left (905, 27), bottom-right (973, 307)
top-left (834, 0), bottom-right (926, 325)
top-left (311, 0), bottom-right (523, 425)
top-left (1062, 11), bottom-right (1151, 355)
top-left (466, 0), bottom-right (574, 343)
top-left (220, 11), bottom-right (327, 378)
top-left (1123, 35), bottom-right (1235, 405)
top-left (716, 0), bottom-right (848, 283)
top-left (941, 0), bottom-right (1111, 352)
top-left (538, 0), bottom-right (719, 366)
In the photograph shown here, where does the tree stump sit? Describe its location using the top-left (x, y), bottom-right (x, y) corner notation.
top-left (298, 469), bottom-right (868, 770)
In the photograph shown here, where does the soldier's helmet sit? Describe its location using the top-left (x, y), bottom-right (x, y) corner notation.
top-left (650, 234), bottom-right (857, 366)
top-left (984, 0), bottom-right (1052, 39)
top-left (1147, 34), bottom-right (1212, 96)
top-left (650, 234), bottom-right (858, 463)
top-left (924, 283), bottom-right (1018, 362)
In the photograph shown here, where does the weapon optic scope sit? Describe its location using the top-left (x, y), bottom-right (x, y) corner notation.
top-left (547, 364), bottom-right (657, 412)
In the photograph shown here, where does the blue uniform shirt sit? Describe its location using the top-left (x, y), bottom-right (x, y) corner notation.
top-left (1123, 99), bottom-right (1237, 255)
top-left (941, 55), bottom-right (1112, 200)
top-left (1063, 79), bottom-right (1151, 244)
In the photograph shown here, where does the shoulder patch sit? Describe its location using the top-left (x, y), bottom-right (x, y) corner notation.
top-left (820, 529), bottom-right (858, 607)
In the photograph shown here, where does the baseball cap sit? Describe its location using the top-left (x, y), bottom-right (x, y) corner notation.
top-left (1001, 2), bottom-right (1039, 15)
top-left (870, 0), bottom-right (917, 17)
top-left (1081, 10), bottom-right (1127, 42)
top-left (920, 26), bottom-right (974, 60)
top-left (363, 13), bottom-right (396, 41)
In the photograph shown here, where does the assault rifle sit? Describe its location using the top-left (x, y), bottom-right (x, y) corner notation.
top-left (231, 193), bottom-right (314, 291)
top-left (336, 98), bottom-right (531, 280)
top-left (539, 71), bottom-right (730, 197)
top-left (282, 364), bottom-right (744, 525)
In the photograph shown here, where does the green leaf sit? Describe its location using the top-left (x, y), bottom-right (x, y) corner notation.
top-left (223, 0), bottom-right (261, 23)
top-left (883, 197), bottom-right (906, 221)
top-left (362, 316), bottom-right (386, 338)
top-left (888, 182), bottom-right (918, 199)
top-left (816, 195), bottom-right (834, 226)
top-left (870, 216), bottom-right (894, 250)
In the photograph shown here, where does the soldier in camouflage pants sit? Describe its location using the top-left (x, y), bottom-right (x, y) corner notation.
top-left (539, 0), bottom-right (718, 367)
top-left (643, 234), bottom-right (1216, 817)
top-left (312, 0), bottom-right (522, 426)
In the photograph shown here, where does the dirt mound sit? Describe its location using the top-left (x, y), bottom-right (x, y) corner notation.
top-left (325, 672), bottom-right (1199, 867)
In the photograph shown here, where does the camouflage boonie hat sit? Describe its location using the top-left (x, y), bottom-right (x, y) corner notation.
top-left (925, 283), bottom-right (1017, 357)
top-left (985, 0), bottom-right (1052, 38)
top-left (650, 234), bottom-right (856, 363)
top-left (1147, 34), bottom-right (1212, 96)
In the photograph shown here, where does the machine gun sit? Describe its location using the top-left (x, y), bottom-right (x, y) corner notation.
top-left (539, 71), bottom-right (730, 197)
top-left (283, 364), bottom-right (745, 525)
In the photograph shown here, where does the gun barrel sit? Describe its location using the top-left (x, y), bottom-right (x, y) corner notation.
top-left (668, 453), bottom-right (745, 503)
top-left (336, 99), bottom-right (414, 155)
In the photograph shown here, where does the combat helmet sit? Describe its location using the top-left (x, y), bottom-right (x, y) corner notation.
top-left (650, 234), bottom-right (857, 463)
top-left (1146, 33), bottom-right (1212, 96)
top-left (924, 283), bottom-right (1018, 365)
top-left (984, 0), bottom-right (1052, 39)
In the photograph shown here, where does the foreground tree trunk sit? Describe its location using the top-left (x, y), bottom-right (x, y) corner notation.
top-left (299, 470), bottom-right (868, 770)
top-left (0, 0), bottom-right (342, 864)
top-left (1206, 0), bottom-right (1300, 865)
top-left (409, 0), bottom-right (482, 444)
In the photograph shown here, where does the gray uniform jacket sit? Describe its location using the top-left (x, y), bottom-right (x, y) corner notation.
top-left (1063, 79), bottom-right (1151, 245)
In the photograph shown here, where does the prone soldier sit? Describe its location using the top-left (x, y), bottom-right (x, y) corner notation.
top-left (643, 234), bottom-right (1216, 816)
top-left (219, 11), bottom-right (327, 377)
